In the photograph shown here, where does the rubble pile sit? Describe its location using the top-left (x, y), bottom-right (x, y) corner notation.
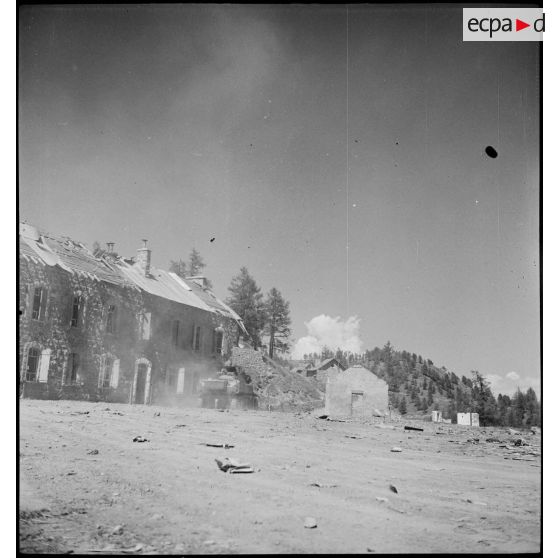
top-left (230, 347), bottom-right (323, 411)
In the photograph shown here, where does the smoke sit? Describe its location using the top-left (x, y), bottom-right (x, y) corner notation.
top-left (291, 315), bottom-right (363, 359)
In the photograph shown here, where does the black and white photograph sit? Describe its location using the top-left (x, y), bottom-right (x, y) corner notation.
top-left (17, 3), bottom-right (542, 554)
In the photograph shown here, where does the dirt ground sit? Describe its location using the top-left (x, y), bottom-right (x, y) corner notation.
top-left (19, 399), bottom-right (540, 554)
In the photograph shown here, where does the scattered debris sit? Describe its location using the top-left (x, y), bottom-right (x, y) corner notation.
top-left (150, 513), bottom-right (164, 521)
top-left (391, 447), bottom-right (403, 453)
top-left (174, 424), bottom-right (187, 428)
top-left (132, 436), bottom-right (149, 443)
top-left (66, 471), bottom-right (77, 476)
top-left (345, 435), bottom-right (364, 440)
top-left (485, 438), bottom-right (501, 443)
top-left (204, 443), bottom-right (235, 449)
top-left (404, 426), bottom-right (424, 432)
top-left (112, 412), bottom-right (124, 416)
top-left (375, 497), bottom-right (388, 504)
top-left (309, 482), bottom-right (338, 488)
top-left (215, 457), bottom-right (254, 474)
top-left (304, 517), bottom-right (318, 529)
top-left (389, 484), bottom-right (398, 494)
top-left (87, 449), bottom-right (99, 455)
top-left (466, 499), bottom-right (487, 506)
top-left (111, 525), bottom-right (124, 536)
top-left (153, 412), bottom-right (160, 417)
top-left (513, 438), bottom-right (529, 447)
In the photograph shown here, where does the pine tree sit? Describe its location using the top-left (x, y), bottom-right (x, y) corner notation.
top-left (170, 249), bottom-right (212, 286)
top-left (398, 397), bottom-right (407, 415)
top-left (226, 267), bottom-right (265, 349)
top-left (263, 287), bottom-right (292, 358)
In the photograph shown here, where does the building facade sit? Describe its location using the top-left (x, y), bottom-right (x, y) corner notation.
top-left (18, 223), bottom-right (246, 406)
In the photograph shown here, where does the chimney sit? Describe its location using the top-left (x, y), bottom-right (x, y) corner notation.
top-left (136, 239), bottom-right (151, 276)
top-left (106, 242), bottom-right (115, 253)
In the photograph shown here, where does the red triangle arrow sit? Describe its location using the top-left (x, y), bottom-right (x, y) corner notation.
top-left (516, 19), bottom-right (530, 31)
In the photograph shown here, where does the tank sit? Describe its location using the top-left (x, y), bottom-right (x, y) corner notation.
top-left (200, 366), bottom-right (258, 410)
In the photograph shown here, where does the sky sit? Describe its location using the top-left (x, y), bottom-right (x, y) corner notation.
top-left (18, 4), bottom-right (540, 396)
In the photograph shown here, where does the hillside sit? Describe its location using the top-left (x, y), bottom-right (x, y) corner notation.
top-left (297, 342), bottom-right (540, 427)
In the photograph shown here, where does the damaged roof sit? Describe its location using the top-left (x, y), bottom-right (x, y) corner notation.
top-left (19, 222), bottom-right (246, 330)
top-left (19, 223), bottom-right (134, 287)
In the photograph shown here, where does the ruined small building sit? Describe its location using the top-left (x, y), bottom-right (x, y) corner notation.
top-left (324, 364), bottom-right (389, 418)
top-left (457, 412), bottom-right (480, 426)
top-left (310, 357), bottom-right (346, 381)
top-left (19, 223), bottom-right (247, 406)
top-left (432, 410), bottom-right (443, 423)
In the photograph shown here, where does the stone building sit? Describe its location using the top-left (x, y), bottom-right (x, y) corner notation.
top-left (18, 223), bottom-right (246, 406)
top-left (324, 364), bottom-right (389, 418)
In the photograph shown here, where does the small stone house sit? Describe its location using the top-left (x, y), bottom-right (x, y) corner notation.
top-left (457, 412), bottom-right (480, 426)
top-left (325, 364), bottom-right (389, 418)
top-left (306, 357), bottom-right (346, 381)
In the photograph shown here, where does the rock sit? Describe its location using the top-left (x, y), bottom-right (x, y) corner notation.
top-left (111, 525), bottom-right (124, 536)
top-left (389, 484), bottom-right (398, 494)
top-left (87, 449), bottom-right (99, 455)
top-left (304, 517), bottom-right (318, 529)
top-left (390, 447), bottom-right (403, 453)
top-left (375, 497), bottom-right (388, 503)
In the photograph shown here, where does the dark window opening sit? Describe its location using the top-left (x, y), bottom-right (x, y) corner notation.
top-left (32, 287), bottom-right (43, 320)
top-left (213, 329), bottom-right (224, 355)
top-left (106, 305), bottom-right (117, 333)
top-left (25, 347), bottom-right (40, 382)
top-left (71, 295), bottom-right (81, 327)
top-left (172, 320), bottom-right (180, 347)
top-left (193, 325), bottom-right (201, 351)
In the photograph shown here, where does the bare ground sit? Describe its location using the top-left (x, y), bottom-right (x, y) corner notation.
top-left (19, 399), bottom-right (540, 554)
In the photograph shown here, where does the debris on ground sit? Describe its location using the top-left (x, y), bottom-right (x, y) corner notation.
top-left (345, 435), bottom-right (364, 440)
top-left (132, 436), bottom-right (149, 443)
top-left (404, 426), bottom-right (424, 432)
top-left (304, 517), bottom-right (318, 529)
top-left (87, 449), bottom-right (99, 455)
top-left (153, 412), bottom-right (160, 417)
top-left (375, 497), bottom-right (388, 503)
top-left (204, 443), bottom-right (235, 449)
top-left (215, 457), bottom-right (254, 474)
top-left (309, 482), bottom-right (338, 488)
top-left (391, 447), bottom-right (403, 453)
top-left (389, 484), bottom-right (398, 494)
top-left (111, 525), bottom-right (124, 536)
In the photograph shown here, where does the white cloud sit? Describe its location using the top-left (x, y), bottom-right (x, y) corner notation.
top-left (291, 315), bottom-right (363, 359)
top-left (484, 372), bottom-right (540, 397)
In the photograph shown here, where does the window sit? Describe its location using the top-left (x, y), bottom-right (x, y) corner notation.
top-left (67, 353), bottom-right (80, 384)
top-left (25, 347), bottom-right (40, 381)
top-left (70, 295), bottom-right (82, 327)
top-left (171, 320), bottom-right (180, 347)
top-left (106, 305), bottom-right (117, 334)
top-left (192, 325), bottom-right (201, 351)
top-left (99, 356), bottom-right (113, 388)
top-left (141, 312), bottom-right (151, 340)
top-left (213, 328), bottom-right (224, 355)
top-left (31, 287), bottom-right (45, 320)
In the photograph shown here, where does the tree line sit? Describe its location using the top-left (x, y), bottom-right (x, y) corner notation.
top-left (303, 342), bottom-right (540, 429)
top-left (170, 250), bottom-right (292, 359)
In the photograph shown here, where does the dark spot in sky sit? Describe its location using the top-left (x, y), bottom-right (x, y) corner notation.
top-left (395, 141), bottom-right (399, 145)
top-left (210, 237), bottom-right (215, 243)
top-left (485, 146), bottom-right (498, 158)
top-left (354, 139), bottom-right (359, 143)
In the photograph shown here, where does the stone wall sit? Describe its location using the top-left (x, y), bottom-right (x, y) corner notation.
top-left (325, 365), bottom-right (389, 418)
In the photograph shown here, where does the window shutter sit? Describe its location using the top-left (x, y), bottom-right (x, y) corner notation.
top-left (142, 312), bottom-right (151, 340)
top-left (110, 359), bottom-right (120, 388)
top-left (177, 368), bottom-right (185, 394)
top-left (98, 356), bottom-right (105, 388)
top-left (38, 349), bottom-right (51, 382)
